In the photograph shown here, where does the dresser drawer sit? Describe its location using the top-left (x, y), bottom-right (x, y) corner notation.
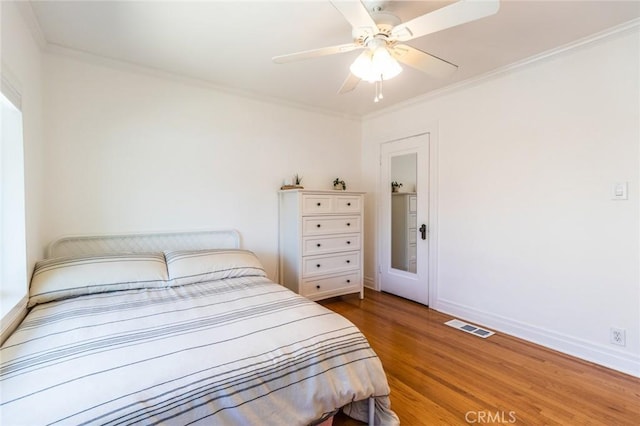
top-left (408, 214), bottom-right (417, 228)
top-left (301, 194), bottom-right (334, 214)
top-left (303, 234), bottom-right (361, 256)
top-left (409, 243), bottom-right (417, 261)
top-left (302, 251), bottom-right (360, 277)
top-left (301, 271), bottom-right (361, 298)
top-left (409, 195), bottom-right (417, 213)
top-left (302, 216), bottom-right (360, 235)
top-left (302, 194), bottom-right (362, 215)
top-left (334, 195), bottom-right (362, 213)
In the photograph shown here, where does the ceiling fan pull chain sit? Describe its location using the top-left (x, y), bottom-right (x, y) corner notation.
top-left (374, 75), bottom-right (384, 103)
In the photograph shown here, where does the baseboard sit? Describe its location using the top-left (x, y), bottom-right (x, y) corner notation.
top-left (364, 275), bottom-right (377, 291)
top-left (432, 298), bottom-right (640, 378)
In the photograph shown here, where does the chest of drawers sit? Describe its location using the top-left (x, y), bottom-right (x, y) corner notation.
top-left (278, 190), bottom-right (365, 301)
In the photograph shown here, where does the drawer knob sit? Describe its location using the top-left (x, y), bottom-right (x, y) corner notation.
top-left (316, 224), bottom-right (321, 228)
top-left (346, 260), bottom-right (350, 263)
top-left (316, 264), bottom-right (321, 268)
top-left (347, 202), bottom-right (351, 206)
top-left (316, 285), bottom-right (321, 289)
top-left (316, 243), bottom-right (321, 247)
top-left (346, 241), bottom-right (351, 244)
top-left (346, 223), bottom-right (351, 226)
top-left (346, 279), bottom-right (351, 283)
top-left (317, 202), bottom-right (321, 206)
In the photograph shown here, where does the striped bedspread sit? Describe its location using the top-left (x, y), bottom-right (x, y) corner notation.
top-left (1, 274), bottom-right (398, 425)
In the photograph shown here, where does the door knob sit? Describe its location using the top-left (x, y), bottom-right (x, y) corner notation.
top-left (419, 224), bottom-right (427, 240)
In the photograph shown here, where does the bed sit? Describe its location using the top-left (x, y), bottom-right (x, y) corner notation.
top-left (0, 230), bottom-right (399, 425)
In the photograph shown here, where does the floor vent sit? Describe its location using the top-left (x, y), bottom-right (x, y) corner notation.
top-left (445, 319), bottom-right (495, 338)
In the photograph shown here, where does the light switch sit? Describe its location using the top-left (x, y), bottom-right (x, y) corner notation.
top-left (612, 182), bottom-right (628, 200)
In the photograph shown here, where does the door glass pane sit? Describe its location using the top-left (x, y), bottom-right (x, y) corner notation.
top-left (390, 153), bottom-right (417, 273)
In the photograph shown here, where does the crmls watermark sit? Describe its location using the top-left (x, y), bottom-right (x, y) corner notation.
top-left (465, 410), bottom-right (517, 424)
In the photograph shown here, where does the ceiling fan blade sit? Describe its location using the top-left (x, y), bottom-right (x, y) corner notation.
top-left (391, 0), bottom-right (500, 42)
top-left (338, 72), bottom-right (361, 94)
top-left (390, 44), bottom-right (458, 78)
top-left (330, 0), bottom-right (377, 37)
top-left (272, 43), bottom-right (360, 64)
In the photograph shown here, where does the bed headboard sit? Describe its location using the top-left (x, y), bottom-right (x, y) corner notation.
top-left (46, 229), bottom-right (241, 259)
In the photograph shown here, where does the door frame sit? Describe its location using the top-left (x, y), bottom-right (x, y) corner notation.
top-left (376, 128), bottom-right (439, 306)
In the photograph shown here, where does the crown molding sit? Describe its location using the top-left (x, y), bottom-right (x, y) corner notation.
top-left (16, 1), bottom-right (359, 121)
top-left (18, 0), bottom-right (639, 123)
top-left (364, 18), bottom-right (640, 121)
top-left (44, 42), bottom-right (361, 123)
top-left (15, 1), bottom-right (48, 50)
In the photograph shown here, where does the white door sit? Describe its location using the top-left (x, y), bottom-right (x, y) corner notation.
top-left (379, 133), bottom-right (429, 305)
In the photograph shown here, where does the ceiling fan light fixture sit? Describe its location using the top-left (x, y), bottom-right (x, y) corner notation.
top-left (349, 50), bottom-right (374, 80)
top-left (371, 46), bottom-right (402, 80)
top-left (349, 47), bottom-right (402, 83)
top-left (276, 0), bottom-right (500, 101)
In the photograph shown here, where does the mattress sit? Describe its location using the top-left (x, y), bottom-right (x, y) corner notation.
top-left (0, 249), bottom-right (398, 425)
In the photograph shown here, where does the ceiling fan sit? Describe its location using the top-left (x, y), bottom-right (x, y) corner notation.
top-left (272, 0), bottom-right (500, 101)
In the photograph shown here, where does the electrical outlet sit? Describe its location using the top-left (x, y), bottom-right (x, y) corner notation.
top-left (610, 328), bottom-right (626, 346)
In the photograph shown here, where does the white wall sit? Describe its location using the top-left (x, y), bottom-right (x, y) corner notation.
top-left (1, 1), bottom-right (45, 282)
top-left (362, 27), bottom-right (640, 376)
top-left (42, 52), bottom-right (362, 278)
top-left (6, 0), bottom-right (638, 376)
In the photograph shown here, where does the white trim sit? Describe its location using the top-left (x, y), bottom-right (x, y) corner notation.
top-left (15, 0), bottom-right (639, 122)
top-left (15, 0), bottom-right (48, 49)
top-left (0, 294), bottom-right (27, 346)
top-left (0, 76), bottom-right (27, 345)
top-left (364, 18), bottom-right (640, 121)
top-left (427, 123), bottom-right (439, 308)
top-left (433, 298), bottom-right (640, 378)
top-left (0, 67), bottom-right (23, 110)
top-left (363, 275), bottom-right (375, 290)
top-left (44, 43), bottom-right (362, 122)
top-left (377, 129), bottom-right (437, 305)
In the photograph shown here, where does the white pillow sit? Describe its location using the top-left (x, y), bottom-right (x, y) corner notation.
top-left (165, 249), bottom-right (266, 286)
top-left (29, 253), bottom-right (169, 307)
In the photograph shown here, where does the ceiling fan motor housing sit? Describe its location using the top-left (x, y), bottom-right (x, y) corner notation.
top-left (354, 24), bottom-right (396, 49)
top-left (352, 7), bottom-right (400, 48)
top-left (273, 0), bottom-right (501, 95)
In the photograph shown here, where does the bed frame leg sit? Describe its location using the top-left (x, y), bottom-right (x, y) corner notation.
top-left (368, 397), bottom-right (375, 426)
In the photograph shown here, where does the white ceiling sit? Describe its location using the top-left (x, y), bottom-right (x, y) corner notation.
top-left (28, 0), bottom-right (640, 117)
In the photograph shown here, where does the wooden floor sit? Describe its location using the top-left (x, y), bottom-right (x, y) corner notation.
top-left (319, 289), bottom-right (640, 425)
